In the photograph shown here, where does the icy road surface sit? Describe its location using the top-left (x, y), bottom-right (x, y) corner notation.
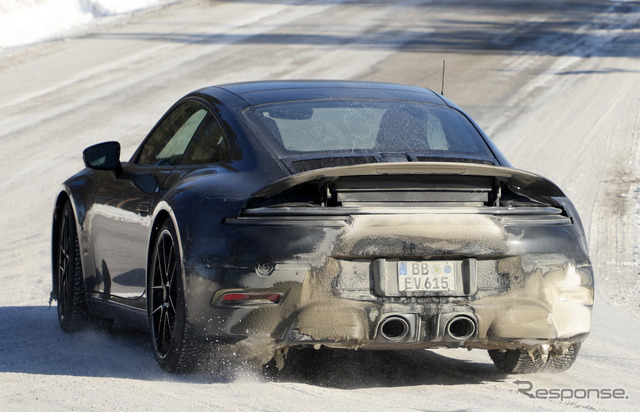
top-left (1, 0), bottom-right (639, 410)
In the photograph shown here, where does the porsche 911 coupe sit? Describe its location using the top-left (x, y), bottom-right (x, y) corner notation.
top-left (51, 80), bottom-right (593, 374)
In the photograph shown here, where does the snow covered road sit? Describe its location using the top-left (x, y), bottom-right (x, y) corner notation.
top-left (1, 0), bottom-right (639, 410)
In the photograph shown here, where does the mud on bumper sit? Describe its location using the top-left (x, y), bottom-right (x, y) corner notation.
top-left (187, 255), bottom-right (592, 363)
top-left (184, 202), bottom-right (593, 363)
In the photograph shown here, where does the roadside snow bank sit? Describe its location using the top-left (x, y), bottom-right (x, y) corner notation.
top-left (0, 0), bottom-right (166, 49)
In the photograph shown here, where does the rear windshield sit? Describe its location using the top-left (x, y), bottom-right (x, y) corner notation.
top-left (244, 99), bottom-right (496, 161)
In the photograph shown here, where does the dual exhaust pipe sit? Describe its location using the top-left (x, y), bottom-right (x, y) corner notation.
top-left (377, 313), bottom-right (477, 342)
top-left (444, 315), bottom-right (476, 341)
top-left (379, 316), bottom-right (412, 340)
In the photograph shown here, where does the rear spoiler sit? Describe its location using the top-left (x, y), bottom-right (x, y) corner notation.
top-left (250, 162), bottom-right (566, 200)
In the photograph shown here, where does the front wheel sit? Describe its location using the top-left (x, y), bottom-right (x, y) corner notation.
top-left (55, 202), bottom-right (88, 332)
top-left (147, 220), bottom-right (203, 373)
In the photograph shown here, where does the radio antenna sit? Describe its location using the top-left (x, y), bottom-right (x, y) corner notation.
top-left (440, 60), bottom-right (446, 95)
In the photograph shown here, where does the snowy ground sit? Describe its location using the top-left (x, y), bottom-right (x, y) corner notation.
top-left (0, 0), bottom-right (171, 49)
top-left (1, 0), bottom-right (639, 410)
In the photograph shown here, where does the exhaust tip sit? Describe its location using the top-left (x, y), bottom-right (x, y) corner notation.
top-left (379, 316), bottom-right (410, 341)
top-left (446, 315), bottom-right (476, 341)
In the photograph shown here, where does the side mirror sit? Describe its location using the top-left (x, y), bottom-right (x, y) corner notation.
top-left (83, 141), bottom-right (122, 176)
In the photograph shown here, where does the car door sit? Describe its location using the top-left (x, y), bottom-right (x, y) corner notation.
top-left (89, 100), bottom-right (223, 299)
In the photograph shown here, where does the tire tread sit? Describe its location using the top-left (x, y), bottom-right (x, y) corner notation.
top-left (488, 343), bottom-right (581, 374)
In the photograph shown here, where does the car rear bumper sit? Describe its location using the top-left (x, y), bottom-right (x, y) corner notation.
top-left (182, 207), bottom-right (593, 363)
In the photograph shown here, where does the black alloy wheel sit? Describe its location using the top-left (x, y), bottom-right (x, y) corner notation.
top-left (149, 223), bottom-right (179, 359)
top-left (148, 220), bottom-right (201, 373)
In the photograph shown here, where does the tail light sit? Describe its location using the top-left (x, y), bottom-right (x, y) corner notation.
top-left (213, 291), bottom-right (284, 307)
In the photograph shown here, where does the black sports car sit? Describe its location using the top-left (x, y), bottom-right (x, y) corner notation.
top-left (51, 80), bottom-right (593, 374)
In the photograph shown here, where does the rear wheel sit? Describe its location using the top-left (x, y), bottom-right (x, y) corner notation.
top-left (148, 220), bottom-right (202, 373)
top-left (488, 343), bottom-right (581, 373)
top-left (55, 202), bottom-right (88, 332)
top-left (545, 343), bottom-right (581, 372)
top-left (488, 348), bottom-right (545, 374)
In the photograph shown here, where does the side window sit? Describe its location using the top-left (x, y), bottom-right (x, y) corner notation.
top-left (155, 109), bottom-right (207, 162)
top-left (180, 116), bottom-right (230, 165)
top-left (137, 102), bottom-right (209, 165)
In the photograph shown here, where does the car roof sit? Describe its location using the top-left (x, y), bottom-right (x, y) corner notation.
top-left (199, 80), bottom-right (448, 106)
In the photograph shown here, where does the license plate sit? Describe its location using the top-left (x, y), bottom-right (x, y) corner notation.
top-left (397, 261), bottom-right (456, 292)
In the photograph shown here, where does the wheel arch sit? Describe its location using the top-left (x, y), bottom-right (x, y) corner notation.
top-left (52, 185), bottom-right (95, 303)
top-left (146, 205), bottom-right (186, 297)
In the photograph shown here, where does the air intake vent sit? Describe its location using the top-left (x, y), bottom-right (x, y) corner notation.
top-left (290, 156), bottom-right (378, 173)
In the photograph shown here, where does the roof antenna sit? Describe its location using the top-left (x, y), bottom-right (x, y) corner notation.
top-left (440, 60), bottom-right (446, 95)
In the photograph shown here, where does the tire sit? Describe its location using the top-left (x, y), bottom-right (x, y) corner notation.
top-left (545, 343), bottom-right (581, 372)
top-left (488, 348), bottom-right (545, 374)
top-left (55, 201), bottom-right (88, 332)
top-left (488, 343), bottom-right (581, 374)
top-left (147, 220), bottom-right (203, 373)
